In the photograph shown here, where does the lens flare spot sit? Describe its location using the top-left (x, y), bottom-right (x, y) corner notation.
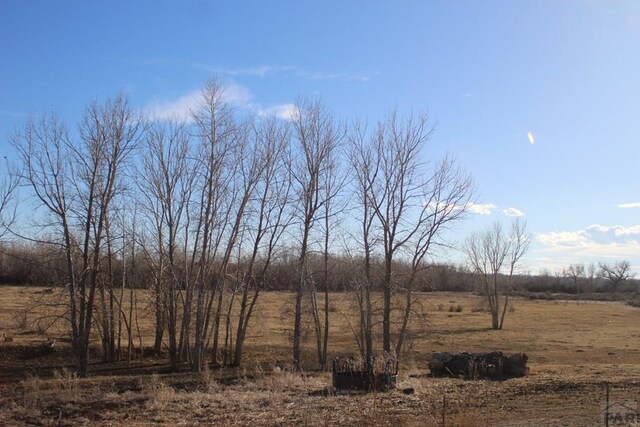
top-left (527, 132), bottom-right (535, 145)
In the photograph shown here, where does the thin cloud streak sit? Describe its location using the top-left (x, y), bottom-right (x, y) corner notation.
top-left (194, 64), bottom-right (296, 77)
top-left (618, 202), bottom-right (640, 209)
top-left (194, 64), bottom-right (372, 82)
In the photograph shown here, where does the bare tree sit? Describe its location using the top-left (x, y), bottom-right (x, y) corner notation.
top-left (563, 263), bottom-right (585, 295)
top-left (587, 262), bottom-right (599, 290)
top-left (347, 112), bottom-right (473, 360)
top-left (137, 119), bottom-right (196, 370)
top-left (367, 111), bottom-right (473, 356)
top-left (209, 117), bottom-right (265, 366)
top-left (394, 156), bottom-right (473, 356)
top-left (346, 120), bottom-right (378, 363)
top-left (465, 218), bottom-right (530, 330)
top-left (290, 97), bottom-right (342, 371)
top-left (190, 79), bottom-right (239, 372)
top-left (14, 96), bottom-right (144, 375)
top-left (309, 131), bottom-right (345, 371)
top-left (599, 260), bottom-right (634, 290)
top-left (231, 117), bottom-right (293, 366)
top-left (0, 158), bottom-right (18, 238)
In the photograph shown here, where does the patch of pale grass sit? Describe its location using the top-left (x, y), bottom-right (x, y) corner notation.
top-left (251, 368), bottom-right (312, 392)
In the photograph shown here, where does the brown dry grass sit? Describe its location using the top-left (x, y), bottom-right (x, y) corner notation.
top-left (1, 286), bottom-right (640, 426)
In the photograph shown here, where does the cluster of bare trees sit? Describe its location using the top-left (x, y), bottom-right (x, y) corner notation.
top-left (562, 260), bottom-right (635, 293)
top-left (6, 79), bottom-right (477, 375)
top-left (13, 98), bottom-right (144, 375)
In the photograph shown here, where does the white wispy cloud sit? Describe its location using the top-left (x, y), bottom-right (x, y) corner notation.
top-left (195, 64), bottom-right (372, 82)
top-left (466, 203), bottom-right (497, 215)
top-left (618, 202), bottom-right (640, 209)
top-left (253, 103), bottom-right (298, 121)
top-left (502, 207), bottom-right (525, 217)
top-left (300, 71), bottom-right (370, 82)
top-left (195, 64), bottom-right (296, 77)
top-left (146, 83), bottom-right (294, 123)
top-left (146, 90), bottom-right (202, 122)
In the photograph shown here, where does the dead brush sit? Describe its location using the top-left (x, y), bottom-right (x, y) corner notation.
top-left (440, 390), bottom-right (493, 427)
top-left (200, 365), bottom-right (222, 393)
top-left (252, 363), bottom-right (308, 393)
top-left (141, 374), bottom-right (175, 410)
top-left (14, 309), bottom-right (29, 331)
top-left (18, 375), bottom-right (46, 410)
top-left (471, 299), bottom-right (491, 313)
top-left (52, 368), bottom-right (79, 399)
top-left (18, 368), bottom-right (80, 411)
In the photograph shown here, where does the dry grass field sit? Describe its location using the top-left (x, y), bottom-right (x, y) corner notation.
top-left (1, 286), bottom-right (640, 426)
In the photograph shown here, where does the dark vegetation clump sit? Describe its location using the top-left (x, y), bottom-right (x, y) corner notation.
top-left (428, 351), bottom-right (529, 380)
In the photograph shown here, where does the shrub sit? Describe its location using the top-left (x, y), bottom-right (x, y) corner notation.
top-left (448, 304), bottom-right (463, 313)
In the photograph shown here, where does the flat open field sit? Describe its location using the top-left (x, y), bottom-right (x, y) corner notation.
top-left (1, 286), bottom-right (640, 426)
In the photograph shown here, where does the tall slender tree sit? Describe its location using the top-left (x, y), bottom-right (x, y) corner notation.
top-left (290, 98), bottom-right (342, 371)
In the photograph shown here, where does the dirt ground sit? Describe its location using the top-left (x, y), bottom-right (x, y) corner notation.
top-left (1, 286), bottom-right (639, 426)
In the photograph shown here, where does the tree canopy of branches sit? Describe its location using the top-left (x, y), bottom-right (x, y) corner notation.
top-left (563, 263), bottom-right (585, 295)
top-left (600, 260), bottom-right (635, 290)
top-left (0, 159), bottom-right (17, 239)
top-left (349, 111), bottom-right (474, 361)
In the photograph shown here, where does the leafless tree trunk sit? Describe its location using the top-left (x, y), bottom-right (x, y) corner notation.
top-left (347, 122), bottom-right (378, 362)
top-left (310, 127), bottom-right (345, 371)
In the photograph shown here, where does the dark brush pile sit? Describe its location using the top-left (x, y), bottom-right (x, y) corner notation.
top-left (428, 351), bottom-right (528, 379)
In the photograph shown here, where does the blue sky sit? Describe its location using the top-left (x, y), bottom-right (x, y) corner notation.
top-left (1, 1), bottom-right (639, 273)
